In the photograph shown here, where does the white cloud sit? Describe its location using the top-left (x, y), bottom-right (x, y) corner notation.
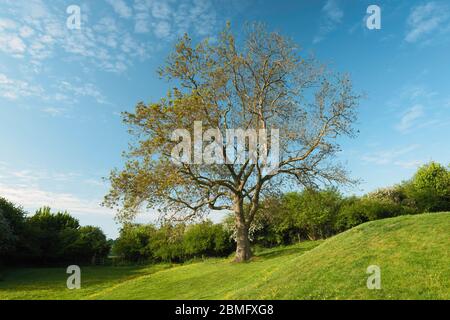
top-left (361, 144), bottom-right (421, 166)
top-left (0, 183), bottom-right (113, 216)
top-left (0, 72), bottom-right (108, 110)
top-left (154, 21), bottom-right (172, 38)
top-left (133, 0), bottom-right (218, 38)
top-left (0, 163), bottom-right (111, 216)
top-left (0, 73), bottom-right (44, 100)
top-left (1, 0), bottom-right (151, 73)
top-left (393, 160), bottom-right (424, 169)
top-left (396, 104), bottom-right (425, 133)
top-left (57, 80), bottom-right (108, 105)
top-left (41, 107), bottom-right (66, 116)
top-left (313, 0), bottom-right (344, 44)
top-left (152, 1), bottom-right (172, 20)
top-left (405, 1), bottom-right (450, 43)
top-left (400, 85), bottom-right (437, 101)
top-left (0, 33), bottom-right (27, 56)
top-left (106, 0), bottom-right (133, 18)
top-left (1, 0), bottom-right (221, 71)
top-left (19, 25), bottom-right (34, 38)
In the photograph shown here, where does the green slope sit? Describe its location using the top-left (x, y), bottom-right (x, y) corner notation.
top-left (1, 212), bottom-right (448, 300)
top-left (96, 212), bottom-right (449, 300)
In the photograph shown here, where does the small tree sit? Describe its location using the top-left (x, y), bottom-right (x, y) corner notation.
top-left (104, 23), bottom-right (359, 262)
top-left (405, 162), bottom-right (450, 212)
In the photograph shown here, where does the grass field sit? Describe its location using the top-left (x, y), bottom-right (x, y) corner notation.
top-left (1, 212), bottom-right (449, 300)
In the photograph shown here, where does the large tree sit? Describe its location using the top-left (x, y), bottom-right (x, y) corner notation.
top-left (104, 23), bottom-right (360, 262)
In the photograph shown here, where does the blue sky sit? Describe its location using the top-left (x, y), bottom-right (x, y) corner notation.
top-left (1, 0), bottom-right (449, 238)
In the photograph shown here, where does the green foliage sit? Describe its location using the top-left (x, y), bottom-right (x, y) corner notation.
top-left (183, 221), bottom-right (233, 257)
top-left (335, 197), bottom-right (415, 232)
top-left (150, 223), bottom-right (186, 262)
top-left (3, 213), bottom-right (446, 300)
top-left (113, 221), bottom-right (233, 263)
top-left (113, 224), bottom-right (157, 262)
top-left (0, 201), bottom-right (110, 266)
top-left (0, 197), bottom-right (27, 258)
top-left (72, 226), bottom-right (111, 264)
top-left (246, 189), bottom-right (343, 246)
top-left (28, 207), bottom-right (81, 264)
top-left (403, 162), bottom-right (450, 212)
top-left (366, 185), bottom-right (408, 204)
top-left (0, 210), bottom-right (15, 255)
top-left (285, 188), bottom-right (342, 240)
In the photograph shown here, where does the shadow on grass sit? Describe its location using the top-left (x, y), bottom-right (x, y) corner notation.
top-left (0, 265), bottom-right (155, 291)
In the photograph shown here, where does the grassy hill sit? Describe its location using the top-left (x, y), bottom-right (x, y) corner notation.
top-left (1, 212), bottom-right (448, 300)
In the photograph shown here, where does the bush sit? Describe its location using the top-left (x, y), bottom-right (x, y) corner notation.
top-left (113, 221), bottom-right (234, 263)
top-left (183, 221), bottom-right (233, 258)
top-left (113, 224), bottom-right (156, 262)
top-left (71, 226), bottom-right (111, 264)
top-left (366, 185), bottom-right (408, 204)
top-left (335, 197), bottom-right (415, 232)
top-left (288, 188), bottom-right (342, 240)
top-left (255, 196), bottom-right (299, 246)
top-left (404, 162), bottom-right (450, 212)
top-left (150, 224), bottom-right (186, 262)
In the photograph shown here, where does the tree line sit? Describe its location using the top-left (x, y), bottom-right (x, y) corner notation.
top-left (112, 161), bottom-right (449, 262)
top-left (0, 205), bottom-right (111, 267)
top-left (1, 161), bottom-right (448, 266)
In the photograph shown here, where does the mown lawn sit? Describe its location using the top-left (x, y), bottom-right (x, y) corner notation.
top-left (0, 264), bottom-right (171, 300)
top-left (0, 212), bottom-right (448, 300)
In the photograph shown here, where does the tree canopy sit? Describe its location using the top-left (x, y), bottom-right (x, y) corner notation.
top-left (105, 23), bottom-right (360, 261)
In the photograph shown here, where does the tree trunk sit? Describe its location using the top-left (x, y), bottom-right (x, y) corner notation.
top-left (234, 196), bottom-right (252, 262)
top-left (235, 220), bottom-right (252, 262)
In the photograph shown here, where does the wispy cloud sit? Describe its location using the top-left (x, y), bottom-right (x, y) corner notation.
top-left (393, 159), bottom-right (424, 169)
top-left (0, 183), bottom-right (113, 216)
top-left (361, 144), bottom-right (421, 166)
top-left (0, 71), bottom-right (108, 114)
top-left (395, 104), bottom-right (425, 133)
top-left (405, 1), bottom-right (450, 44)
top-left (0, 163), bottom-right (111, 216)
top-left (133, 0), bottom-right (218, 39)
top-left (0, 0), bottom-right (150, 73)
top-left (0, 73), bottom-right (44, 100)
top-left (41, 107), bottom-right (67, 117)
top-left (313, 0), bottom-right (344, 44)
top-left (57, 80), bottom-right (108, 105)
top-left (106, 0), bottom-right (133, 19)
top-left (389, 84), bottom-right (449, 134)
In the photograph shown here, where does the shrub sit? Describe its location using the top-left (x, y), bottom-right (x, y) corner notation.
top-left (183, 221), bottom-right (233, 258)
top-left (366, 185), bottom-right (408, 204)
top-left (72, 226), bottom-right (111, 264)
top-left (150, 223), bottom-right (186, 262)
top-left (281, 189), bottom-right (342, 240)
top-left (113, 224), bottom-right (156, 262)
top-left (335, 197), bottom-right (415, 232)
top-left (404, 162), bottom-right (450, 212)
